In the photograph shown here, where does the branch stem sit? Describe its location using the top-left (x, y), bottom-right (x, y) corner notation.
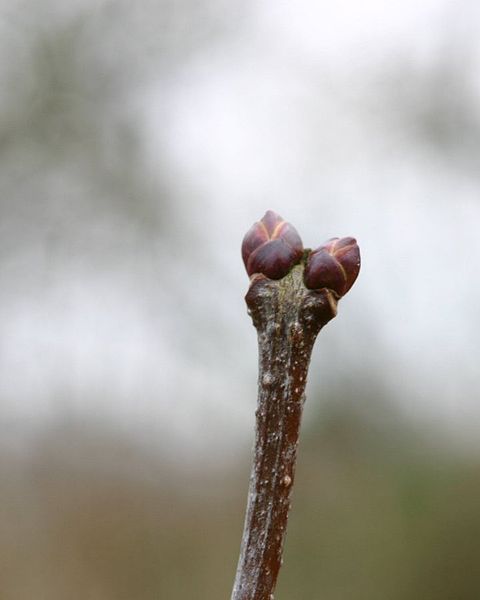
top-left (231, 265), bottom-right (337, 600)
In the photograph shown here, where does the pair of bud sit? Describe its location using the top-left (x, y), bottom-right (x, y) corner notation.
top-left (242, 210), bottom-right (360, 297)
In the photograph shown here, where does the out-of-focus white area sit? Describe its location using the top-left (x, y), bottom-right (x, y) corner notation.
top-left (1, 0), bottom-right (480, 461)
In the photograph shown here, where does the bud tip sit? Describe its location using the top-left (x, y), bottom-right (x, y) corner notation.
top-left (304, 237), bottom-right (360, 296)
top-left (242, 211), bottom-right (303, 280)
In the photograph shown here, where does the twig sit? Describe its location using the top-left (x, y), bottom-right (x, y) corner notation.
top-left (231, 211), bottom-right (360, 600)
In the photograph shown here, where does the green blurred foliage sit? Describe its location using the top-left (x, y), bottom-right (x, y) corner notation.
top-left (281, 401), bottom-right (480, 600)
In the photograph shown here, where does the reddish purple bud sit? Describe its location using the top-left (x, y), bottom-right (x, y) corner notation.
top-left (242, 210), bottom-right (304, 279)
top-left (304, 237), bottom-right (360, 296)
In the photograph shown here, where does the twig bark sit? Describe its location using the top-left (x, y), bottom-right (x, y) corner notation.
top-left (231, 265), bottom-right (338, 600)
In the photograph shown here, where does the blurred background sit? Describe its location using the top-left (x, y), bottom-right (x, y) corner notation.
top-left (1, 0), bottom-right (480, 598)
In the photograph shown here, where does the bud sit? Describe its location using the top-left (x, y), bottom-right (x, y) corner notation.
top-left (242, 210), bottom-right (303, 279)
top-left (304, 237), bottom-right (360, 296)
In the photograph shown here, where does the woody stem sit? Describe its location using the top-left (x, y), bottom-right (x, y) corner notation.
top-left (231, 265), bottom-right (338, 600)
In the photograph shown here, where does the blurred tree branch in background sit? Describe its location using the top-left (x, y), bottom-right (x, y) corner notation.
top-left (0, 0), bottom-right (246, 261)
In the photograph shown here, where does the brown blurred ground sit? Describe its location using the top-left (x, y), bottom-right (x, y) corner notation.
top-left (2, 396), bottom-right (480, 600)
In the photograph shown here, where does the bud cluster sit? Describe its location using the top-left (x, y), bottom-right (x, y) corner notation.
top-left (242, 210), bottom-right (360, 297)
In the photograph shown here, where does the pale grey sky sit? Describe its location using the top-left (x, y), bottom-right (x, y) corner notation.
top-left (1, 0), bottom-right (479, 460)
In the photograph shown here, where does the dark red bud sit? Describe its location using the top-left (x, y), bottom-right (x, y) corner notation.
top-left (304, 237), bottom-right (360, 296)
top-left (242, 210), bottom-right (303, 279)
